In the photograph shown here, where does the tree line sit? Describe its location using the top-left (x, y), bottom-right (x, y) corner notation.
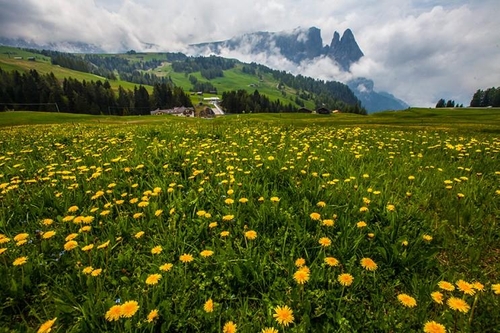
top-left (470, 87), bottom-right (500, 107)
top-left (0, 68), bottom-right (192, 115)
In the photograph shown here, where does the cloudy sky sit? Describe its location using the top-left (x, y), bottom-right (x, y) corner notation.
top-left (1, 0), bottom-right (499, 107)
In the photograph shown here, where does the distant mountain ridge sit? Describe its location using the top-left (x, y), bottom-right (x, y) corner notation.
top-left (191, 27), bottom-right (363, 71)
top-left (0, 37), bottom-right (104, 54)
top-left (190, 27), bottom-right (408, 113)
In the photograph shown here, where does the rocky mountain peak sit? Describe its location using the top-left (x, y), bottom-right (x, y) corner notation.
top-left (328, 29), bottom-right (364, 71)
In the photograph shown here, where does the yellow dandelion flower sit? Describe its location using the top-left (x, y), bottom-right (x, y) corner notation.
top-left (64, 240), bottom-right (78, 251)
top-left (138, 201), bottom-right (149, 208)
top-left (204, 298), bottom-right (214, 313)
top-left (81, 244), bottom-right (94, 252)
top-left (135, 231), bottom-right (145, 239)
top-left (79, 226), bottom-right (91, 233)
top-left (0, 237), bottom-right (10, 244)
top-left (397, 294), bottom-right (417, 308)
top-left (222, 215), bottom-right (234, 221)
top-left (270, 196), bottom-right (280, 203)
top-left (220, 231), bottom-right (230, 237)
top-left (82, 266), bottom-right (94, 274)
top-left (65, 233), bottom-right (78, 241)
top-left (357, 221), bottom-right (367, 228)
top-left (155, 209), bottom-right (163, 217)
top-left (67, 205), bottom-right (79, 213)
top-left (338, 273), bottom-right (354, 286)
top-left (316, 201), bottom-right (326, 207)
top-left (13, 256), bottom-right (28, 266)
top-left (121, 300), bottom-right (139, 318)
top-left (360, 258), bottom-right (378, 271)
top-left (472, 281), bottom-right (484, 291)
top-left (238, 198), bottom-right (248, 203)
top-left (447, 297), bottom-right (470, 313)
top-left (223, 321), bottom-right (237, 333)
top-left (310, 212), bottom-right (321, 221)
top-left (318, 237), bottom-right (331, 247)
top-left (322, 219), bottom-right (334, 227)
top-left (151, 246), bottom-right (162, 255)
top-left (225, 198), bottom-right (234, 205)
top-left (200, 250), bottom-right (214, 257)
top-left (62, 215), bottom-right (75, 222)
top-left (97, 240), bottom-right (110, 249)
top-left (438, 281), bottom-right (455, 291)
top-left (82, 216), bottom-right (94, 224)
top-left (133, 212), bottom-right (143, 219)
top-left (179, 253), bottom-right (194, 263)
top-left (147, 309), bottom-right (159, 323)
top-left (91, 268), bottom-right (102, 276)
top-left (105, 305), bottom-right (122, 321)
top-left (401, 240), bottom-right (409, 246)
top-left (245, 230), bottom-right (257, 240)
top-left (293, 269), bottom-right (310, 284)
top-left (13, 233), bottom-right (29, 242)
top-left (359, 206), bottom-right (369, 212)
top-left (16, 240), bottom-right (27, 246)
top-left (258, 196), bottom-right (265, 202)
top-left (273, 305), bottom-right (294, 327)
top-left (145, 273), bottom-right (162, 285)
top-left (227, 189), bottom-right (234, 195)
top-left (0, 248), bottom-right (7, 255)
top-left (295, 258), bottom-right (306, 267)
top-left (431, 291), bottom-right (444, 304)
top-left (423, 234), bottom-right (433, 242)
top-left (159, 263), bottom-right (173, 272)
top-left (423, 321), bottom-right (446, 333)
top-left (42, 219), bottom-right (54, 226)
top-left (100, 210), bottom-right (110, 216)
top-left (386, 204), bottom-right (395, 211)
top-left (261, 328), bottom-right (279, 333)
top-left (456, 280), bottom-right (475, 296)
top-left (209, 222), bottom-right (218, 228)
top-left (324, 257), bottom-right (339, 267)
top-left (37, 317), bottom-right (57, 333)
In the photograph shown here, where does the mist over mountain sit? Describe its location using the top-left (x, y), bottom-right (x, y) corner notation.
top-left (0, 37), bottom-right (104, 54)
top-left (190, 27), bottom-right (407, 112)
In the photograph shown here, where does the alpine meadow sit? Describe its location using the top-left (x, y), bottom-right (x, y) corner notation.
top-left (0, 110), bottom-right (499, 332)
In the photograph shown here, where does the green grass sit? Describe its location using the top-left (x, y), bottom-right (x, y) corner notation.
top-left (0, 112), bottom-right (499, 332)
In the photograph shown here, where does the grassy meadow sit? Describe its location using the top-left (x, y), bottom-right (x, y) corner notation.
top-left (0, 109), bottom-right (499, 332)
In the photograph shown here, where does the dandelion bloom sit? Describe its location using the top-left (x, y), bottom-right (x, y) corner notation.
top-left (456, 280), bottom-right (475, 296)
top-left (82, 216), bottom-right (94, 224)
top-left (155, 210), bottom-right (163, 217)
top-left (245, 230), bottom-right (257, 240)
top-left (422, 234), bottom-right (433, 242)
top-left (258, 196), bottom-right (265, 202)
top-left (223, 321), bottom-right (237, 333)
top-left (0, 248), bottom-right (7, 255)
top-left (386, 204), bottom-right (395, 212)
top-left (159, 263), bottom-right (173, 272)
top-left (105, 305), bottom-right (122, 321)
top-left (360, 258), bottom-right (378, 271)
top-left (273, 305), bottom-right (294, 327)
top-left (42, 218), bottom-right (54, 226)
top-left (42, 230), bottom-right (56, 239)
top-left (200, 250), bottom-right (214, 257)
top-left (225, 198), bottom-right (235, 205)
top-left (318, 237), bottom-right (332, 247)
top-left (148, 246), bottom-right (163, 256)
top-left (492, 284), bottom-right (500, 295)
top-left (179, 253), bottom-right (194, 263)
top-left (317, 201), bottom-right (326, 208)
top-left (13, 256), bottom-right (28, 266)
top-left (62, 215), bottom-right (75, 222)
top-left (67, 205), bottom-right (79, 213)
top-left (222, 215), bottom-right (234, 221)
top-left (79, 226), bottom-right (91, 233)
top-left (133, 212), bottom-right (143, 219)
top-left (147, 309), bottom-right (159, 323)
top-left (472, 281), bottom-right (484, 291)
top-left (239, 198), bottom-right (248, 203)
top-left (423, 321), bottom-right (446, 333)
top-left (64, 240), bottom-right (78, 251)
top-left (209, 222), bottom-right (218, 228)
top-left (145, 273), bottom-right (162, 285)
top-left (91, 269), bottom-right (102, 276)
top-left (431, 291), bottom-right (444, 304)
top-left (14, 233), bottom-right (29, 242)
top-left (37, 317), bottom-right (57, 333)
top-left (204, 298), bottom-right (214, 313)
top-left (401, 240), bottom-right (409, 246)
top-left (82, 266), bottom-right (94, 274)
top-left (293, 268), bottom-right (310, 285)
top-left (262, 328), bottom-right (279, 333)
top-left (65, 233), bottom-right (78, 241)
top-left (295, 258), bottom-right (306, 267)
top-left (97, 240), bottom-right (110, 249)
top-left (397, 294), bottom-right (417, 308)
top-left (357, 221), bottom-right (367, 228)
top-left (447, 297), bottom-right (470, 313)
top-left (220, 231), bottom-right (230, 237)
top-left (438, 281), bottom-right (455, 291)
top-left (322, 219), bottom-right (334, 227)
top-left (135, 231), bottom-right (145, 239)
top-left (359, 206), bottom-right (369, 213)
top-left (121, 300), bottom-right (140, 318)
top-left (338, 273), bottom-right (354, 287)
top-left (324, 257), bottom-right (339, 267)
top-left (270, 196), bottom-right (280, 202)
top-left (310, 212), bottom-right (321, 221)
top-left (81, 244), bottom-right (94, 252)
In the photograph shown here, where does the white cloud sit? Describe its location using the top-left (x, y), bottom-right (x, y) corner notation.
top-left (0, 0), bottom-right (498, 106)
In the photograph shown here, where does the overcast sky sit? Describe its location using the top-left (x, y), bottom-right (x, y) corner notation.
top-left (1, 0), bottom-right (499, 107)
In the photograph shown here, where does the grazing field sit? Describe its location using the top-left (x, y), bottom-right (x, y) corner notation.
top-left (0, 110), bottom-right (499, 332)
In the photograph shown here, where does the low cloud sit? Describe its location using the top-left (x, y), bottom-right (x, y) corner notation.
top-left (0, 0), bottom-right (498, 106)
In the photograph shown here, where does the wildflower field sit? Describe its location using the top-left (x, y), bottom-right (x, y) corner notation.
top-left (0, 112), bottom-right (499, 332)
